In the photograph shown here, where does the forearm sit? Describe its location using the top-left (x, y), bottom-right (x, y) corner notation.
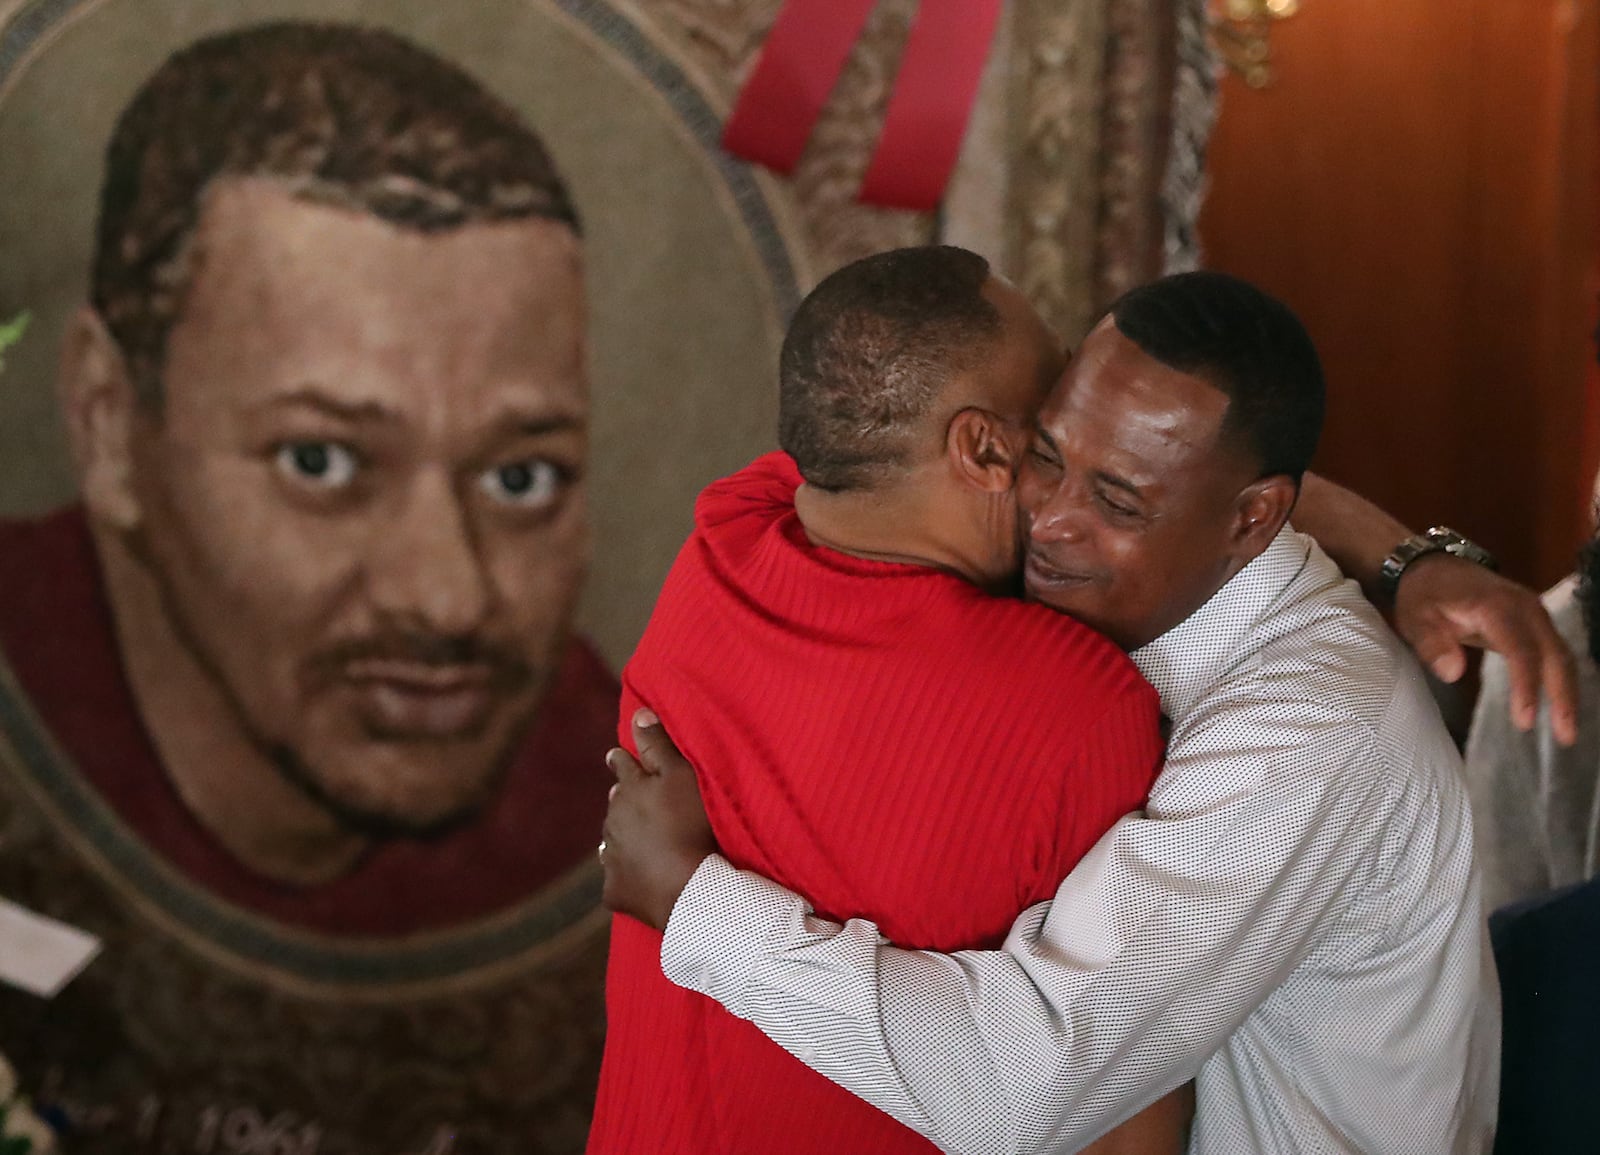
top-left (1295, 472), bottom-right (1412, 603)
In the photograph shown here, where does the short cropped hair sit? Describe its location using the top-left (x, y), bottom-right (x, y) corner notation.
top-left (92, 21), bottom-right (580, 407)
top-left (778, 245), bottom-right (1003, 492)
top-left (1110, 271), bottom-right (1325, 481)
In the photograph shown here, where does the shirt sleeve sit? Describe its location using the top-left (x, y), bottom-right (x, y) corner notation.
top-left (660, 699), bottom-right (1393, 1155)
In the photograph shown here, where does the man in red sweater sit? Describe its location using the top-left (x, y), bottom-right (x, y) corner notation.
top-left (587, 247), bottom-right (1181, 1153)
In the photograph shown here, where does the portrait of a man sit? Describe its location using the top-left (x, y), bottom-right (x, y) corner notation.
top-left (42, 17), bottom-right (615, 910)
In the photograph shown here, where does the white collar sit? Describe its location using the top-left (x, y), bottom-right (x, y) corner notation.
top-left (1131, 526), bottom-right (1312, 722)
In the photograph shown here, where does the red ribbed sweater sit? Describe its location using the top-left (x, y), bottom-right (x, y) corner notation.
top-left (587, 453), bottom-right (1162, 1154)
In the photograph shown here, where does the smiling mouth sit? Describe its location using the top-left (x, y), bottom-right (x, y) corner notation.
top-left (1024, 551), bottom-right (1094, 589)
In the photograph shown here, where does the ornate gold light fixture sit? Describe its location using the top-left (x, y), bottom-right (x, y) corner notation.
top-left (1211, 0), bottom-right (1301, 89)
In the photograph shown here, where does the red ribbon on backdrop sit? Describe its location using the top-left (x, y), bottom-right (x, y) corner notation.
top-left (720, 0), bottom-right (879, 174)
top-left (721, 0), bottom-right (1006, 212)
top-left (859, 0), bottom-right (1005, 212)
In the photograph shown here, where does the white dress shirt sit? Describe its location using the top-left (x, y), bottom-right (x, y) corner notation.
top-left (1464, 574), bottom-right (1600, 911)
top-left (660, 528), bottom-right (1499, 1154)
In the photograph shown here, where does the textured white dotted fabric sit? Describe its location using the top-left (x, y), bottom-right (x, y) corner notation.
top-left (661, 528), bottom-right (1500, 1154)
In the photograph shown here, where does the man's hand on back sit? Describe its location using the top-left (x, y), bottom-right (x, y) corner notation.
top-left (600, 709), bottom-right (718, 930)
top-left (1394, 553), bottom-right (1580, 746)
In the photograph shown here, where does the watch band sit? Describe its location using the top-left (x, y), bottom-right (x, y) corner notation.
top-left (1377, 526), bottom-right (1498, 602)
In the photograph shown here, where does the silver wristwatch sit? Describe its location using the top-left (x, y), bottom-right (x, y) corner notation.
top-left (1377, 526), bottom-right (1498, 602)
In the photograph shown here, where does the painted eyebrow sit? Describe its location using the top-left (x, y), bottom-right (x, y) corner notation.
top-left (495, 412), bottom-right (588, 438)
top-left (252, 389), bottom-right (588, 436)
top-left (253, 388), bottom-right (398, 424)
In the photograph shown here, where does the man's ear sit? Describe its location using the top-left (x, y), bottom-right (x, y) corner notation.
top-left (946, 408), bottom-right (1020, 494)
top-left (59, 306), bottom-right (143, 531)
top-left (1230, 474), bottom-right (1299, 557)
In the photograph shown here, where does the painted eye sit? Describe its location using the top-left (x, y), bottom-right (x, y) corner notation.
top-left (275, 442), bottom-right (358, 489)
top-left (480, 460), bottom-right (564, 509)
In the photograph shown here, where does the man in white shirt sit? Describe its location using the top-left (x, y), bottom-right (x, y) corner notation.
top-left (600, 271), bottom-right (1509, 1153)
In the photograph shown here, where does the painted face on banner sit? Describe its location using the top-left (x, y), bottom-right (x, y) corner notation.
top-left (123, 178), bottom-right (592, 832)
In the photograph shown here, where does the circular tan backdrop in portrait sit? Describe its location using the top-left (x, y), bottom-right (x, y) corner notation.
top-left (0, 0), bottom-right (802, 671)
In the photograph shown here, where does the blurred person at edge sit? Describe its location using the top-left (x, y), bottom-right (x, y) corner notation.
top-left (1465, 464), bottom-right (1600, 1154)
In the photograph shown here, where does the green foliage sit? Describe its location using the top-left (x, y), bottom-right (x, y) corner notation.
top-left (0, 311), bottom-right (28, 351)
top-left (0, 312), bottom-right (29, 375)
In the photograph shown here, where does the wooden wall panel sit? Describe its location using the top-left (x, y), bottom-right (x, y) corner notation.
top-left (1201, 0), bottom-right (1598, 586)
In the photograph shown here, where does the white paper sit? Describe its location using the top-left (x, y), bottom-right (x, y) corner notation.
top-left (0, 897), bottom-right (101, 997)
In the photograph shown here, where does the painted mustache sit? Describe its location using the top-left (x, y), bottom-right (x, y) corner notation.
top-left (306, 635), bottom-right (540, 741)
top-left (312, 634), bottom-right (533, 682)
top-left (306, 634), bottom-right (540, 736)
